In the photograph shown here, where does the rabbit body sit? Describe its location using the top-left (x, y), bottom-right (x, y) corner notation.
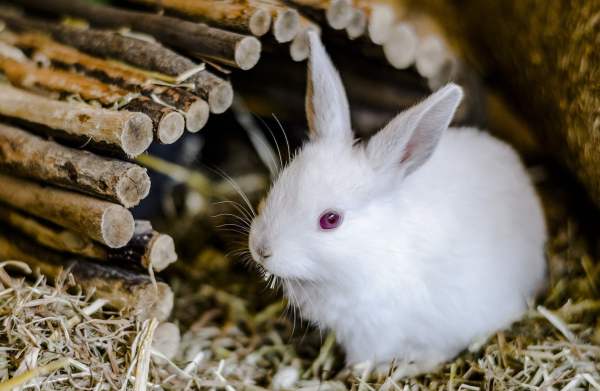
top-left (280, 127), bottom-right (546, 376)
top-left (248, 33), bottom-right (547, 376)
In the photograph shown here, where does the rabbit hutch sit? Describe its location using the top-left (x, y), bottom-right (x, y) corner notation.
top-left (0, 0), bottom-right (597, 389)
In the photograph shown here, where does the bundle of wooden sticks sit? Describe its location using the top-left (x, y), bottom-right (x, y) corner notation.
top-left (0, 0), bottom-right (476, 320)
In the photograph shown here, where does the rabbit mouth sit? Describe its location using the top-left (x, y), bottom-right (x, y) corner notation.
top-left (259, 266), bottom-right (313, 289)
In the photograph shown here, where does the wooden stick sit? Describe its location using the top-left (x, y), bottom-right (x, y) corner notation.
top-left (0, 84), bottom-right (153, 157)
top-left (11, 33), bottom-right (205, 132)
top-left (3, 31), bottom-right (146, 84)
top-left (2, 31), bottom-right (216, 128)
top-left (17, 0), bottom-right (262, 70)
top-left (43, 27), bottom-right (230, 115)
top-left (122, 98), bottom-right (185, 143)
top-left (0, 53), bottom-right (124, 105)
top-left (289, 16), bottom-right (321, 62)
top-left (151, 88), bottom-right (210, 133)
top-left (415, 35), bottom-right (450, 79)
top-left (0, 206), bottom-right (178, 272)
top-left (273, 8), bottom-right (301, 43)
top-left (11, 32), bottom-right (202, 134)
top-left (1, 13), bottom-right (232, 113)
top-left (0, 123), bottom-right (151, 208)
top-left (0, 204), bottom-right (107, 259)
top-left (129, 0), bottom-right (273, 37)
top-left (0, 174), bottom-right (135, 248)
top-left (288, 0), bottom-right (353, 30)
top-left (346, 7), bottom-right (367, 39)
top-left (397, 14), bottom-right (453, 79)
top-left (326, 0), bottom-right (354, 29)
top-left (262, 3), bottom-right (301, 43)
top-left (107, 221), bottom-right (178, 272)
top-left (0, 54), bottom-right (185, 144)
top-left (6, 32), bottom-right (158, 90)
top-left (357, 2), bottom-right (396, 44)
top-left (383, 23), bottom-right (418, 69)
top-left (55, 28), bottom-right (231, 115)
top-left (0, 231), bottom-right (173, 321)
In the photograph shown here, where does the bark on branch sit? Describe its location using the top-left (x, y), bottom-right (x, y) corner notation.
top-left (0, 83), bottom-right (153, 157)
top-left (354, 1), bottom-right (396, 44)
top-left (0, 54), bottom-right (185, 144)
top-left (0, 174), bottom-right (135, 248)
top-left (289, 14), bottom-right (320, 61)
top-left (129, 0), bottom-right (273, 37)
top-left (107, 221), bottom-right (178, 272)
top-left (0, 229), bottom-right (173, 321)
top-left (0, 204), bottom-right (106, 259)
top-left (16, 0), bottom-right (262, 70)
top-left (287, 0), bottom-right (354, 30)
top-left (134, 0), bottom-right (304, 43)
top-left (0, 206), bottom-right (177, 272)
top-left (3, 31), bottom-right (209, 133)
top-left (1, 12), bottom-right (233, 113)
top-left (0, 123), bottom-right (151, 207)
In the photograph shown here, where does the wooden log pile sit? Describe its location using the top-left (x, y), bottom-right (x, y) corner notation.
top-left (0, 0), bottom-right (483, 319)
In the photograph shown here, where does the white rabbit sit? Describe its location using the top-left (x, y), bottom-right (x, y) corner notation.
top-left (248, 32), bottom-right (547, 377)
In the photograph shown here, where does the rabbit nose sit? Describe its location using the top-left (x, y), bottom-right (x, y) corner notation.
top-left (256, 245), bottom-right (272, 262)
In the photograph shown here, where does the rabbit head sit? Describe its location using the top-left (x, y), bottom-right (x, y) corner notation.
top-left (248, 32), bottom-right (463, 284)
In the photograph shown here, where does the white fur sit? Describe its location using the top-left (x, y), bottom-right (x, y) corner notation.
top-left (248, 32), bottom-right (547, 377)
top-left (305, 31), bottom-right (351, 142)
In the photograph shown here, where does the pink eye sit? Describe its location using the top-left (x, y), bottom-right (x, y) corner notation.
top-left (319, 210), bottom-right (342, 230)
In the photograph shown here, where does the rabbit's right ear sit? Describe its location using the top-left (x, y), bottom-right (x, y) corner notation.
top-left (305, 32), bottom-right (352, 143)
top-left (366, 84), bottom-right (463, 176)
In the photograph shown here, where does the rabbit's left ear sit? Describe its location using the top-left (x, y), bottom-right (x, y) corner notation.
top-left (366, 83), bottom-right (463, 176)
top-left (305, 32), bottom-right (352, 142)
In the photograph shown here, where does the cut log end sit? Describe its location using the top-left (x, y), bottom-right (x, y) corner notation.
top-left (273, 8), bottom-right (301, 43)
top-left (157, 111), bottom-right (185, 144)
top-left (147, 234), bottom-right (177, 272)
top-left (0, 230), bottom-right (174, 321)
top-left (290, 36), bottom-right (307, 62)
top-left (208, 82), bottom-right (234, 114)
top-left (249, 9), bottom-right (272, 37)
top-left (427, 58), bottom-right (459, 90)
top-left (290, 29), bottom-right (314, 62)
top-left (133, 281), bottom-right (174, 322)
top-left (100, 205), bottom-right (135, 248)
top-left (121, 112), bottom-right (154, 157)
top-left (185, 99), bottom-right (210, 132)
top-left (116, 166), bottom-right (151, 208)
top-left (415, 36), bottom-right (449, 78)
top-left (368, 4), bottom-right (396, 44)
top-left (326, 0), bottom-right (354, 30)
top-left (151, 322), bottom-right (180, 364)
top-left (383, 23), bottom-right (418, 69)
top-left (235, 36), bottom-right (262, 70)
top-left (346, 9), bottom-right (367, 40)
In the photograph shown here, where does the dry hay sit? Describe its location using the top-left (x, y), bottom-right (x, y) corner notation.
top-left (0, 171), bottom-right (599, 390)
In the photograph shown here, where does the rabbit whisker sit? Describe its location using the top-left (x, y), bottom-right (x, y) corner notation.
top-left (272, 113), bottom-right (292, 164)
top-left (213, 168), bottom-right (256, 218)
top-left (255, 113), bottom-right (284, 175)
top-left (210, 213), bottom-right (252, 227)
top-left (212, 200), bottom-right (255, 223)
